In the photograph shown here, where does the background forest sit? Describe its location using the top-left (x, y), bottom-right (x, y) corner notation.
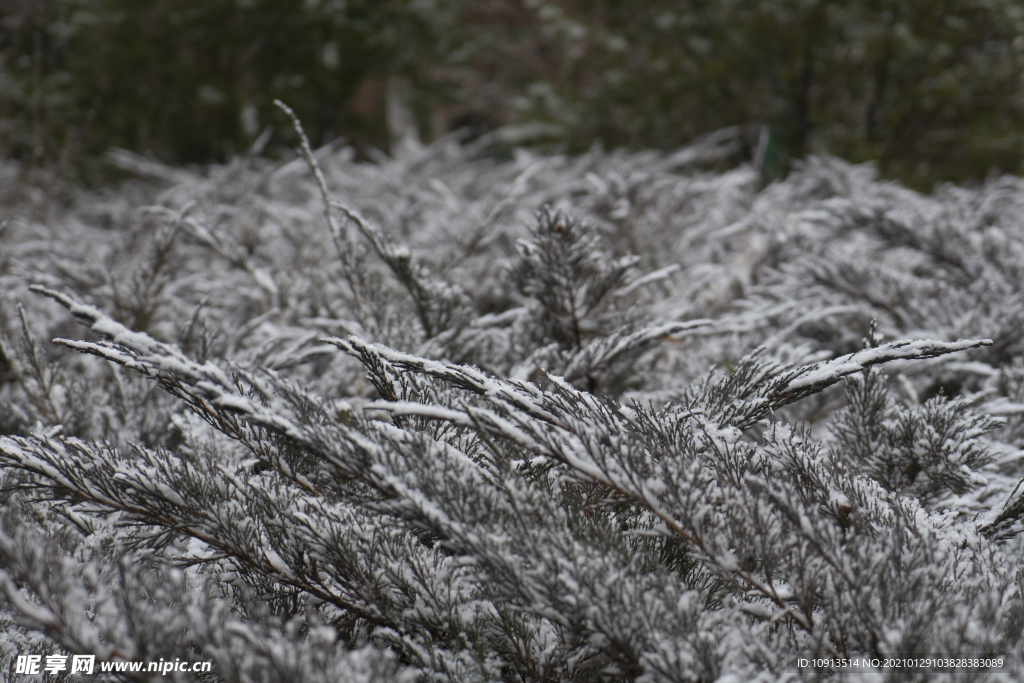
top-left (3, 0), bottom-right (1024, 188)
top-left (4, 2), bottom-right (1024, 682)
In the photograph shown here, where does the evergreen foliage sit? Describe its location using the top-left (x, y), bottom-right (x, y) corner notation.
top-left (2, 128), bottom-right (1024, 680)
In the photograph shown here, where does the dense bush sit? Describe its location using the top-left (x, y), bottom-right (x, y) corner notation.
top-left (2, 124), bottom-right (1024, 680)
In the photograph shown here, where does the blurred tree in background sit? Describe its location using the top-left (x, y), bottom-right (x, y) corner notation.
top-left (524, 0), bottom-right (1024, 186)
top-left (0, 0), bottom-right (473, 181)
top-left (2, 0), bottom-right (1024, 187)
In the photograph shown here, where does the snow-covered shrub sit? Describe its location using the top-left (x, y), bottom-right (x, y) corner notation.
top-left (2, 127), bottom-right (1024, 681)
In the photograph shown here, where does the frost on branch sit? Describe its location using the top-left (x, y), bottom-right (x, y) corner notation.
top-left (832, 365), bottom-right (999, 507)
top-left (3, 139), bottom-right (1024, 680)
